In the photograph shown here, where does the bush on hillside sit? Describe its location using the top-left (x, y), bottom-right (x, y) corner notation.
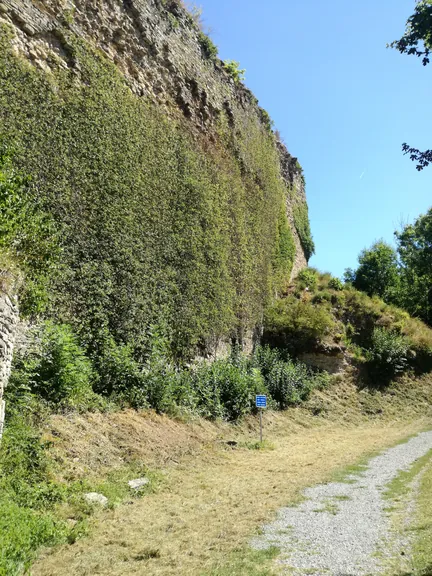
top-left (365, 327), bottom-right (410, 385)
top-left (296, 268), bottom-right (318, 291)
top-left (328, 277), bottom-right (343, 291)
top-left (96, 327), bottom-right (181, 413)
top-left (312, 291), bottom-right (332, 304)
top-left (223, 60), bottom-right (246, 83)
top-left (253, 345), bottom-right (329, 409)
top-left (198, 31), bottom-right (218, 59)
top-left (94, 336), bottom-right (146, 399)
top-left (263, 297), bottom-right (335, 353)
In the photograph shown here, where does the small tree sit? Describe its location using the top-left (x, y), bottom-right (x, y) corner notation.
top-left (223, 60), bottom-right (246, 83)
top-left (345, 241), bottom-right (400, 300)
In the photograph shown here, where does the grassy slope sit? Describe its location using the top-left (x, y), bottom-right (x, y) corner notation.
top-left (29, 375), bottom-right (432, 576)
top-left (264, 271), bottom-right (432, 371)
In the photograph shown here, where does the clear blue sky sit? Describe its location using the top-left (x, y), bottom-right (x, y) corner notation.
top-left (195, 0), bottom-right (432, 278)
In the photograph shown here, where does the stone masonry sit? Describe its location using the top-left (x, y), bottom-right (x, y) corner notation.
top-left (0, 288), bottom-right (19, 441)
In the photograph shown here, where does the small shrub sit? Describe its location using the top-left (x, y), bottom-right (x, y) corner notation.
top-left (198, 31), bottom-right (218, 59)
top-left (328, 277), bottom-right (343, 291)
top-left (297, 268), bottom-right (318, 291)
top-left (312, 291), bottom-right (332, 304)
top-left (223, 60), bottom-right (246, 83)
top-left (104, 326), bottom-right (179, 413)
top-left (365, 327), bottom-right (409, 385)
top-left (253, 346), bottom-right (328, 409)
top-left (266, 358), bottom-right (311, 408)
top-left (9, 322), bottom-right (95, 409)
top-left (189, 355), bottom-right (264, 420)
top-left (331, 291), bottom-right (346, 307)
top-left (95, 336), bottom-right (145, 399)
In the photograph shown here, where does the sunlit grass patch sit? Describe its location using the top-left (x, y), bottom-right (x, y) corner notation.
top-left (202, 546), bottom-right (280, 576)
top-left (409, 458), bottom-right (432, 575)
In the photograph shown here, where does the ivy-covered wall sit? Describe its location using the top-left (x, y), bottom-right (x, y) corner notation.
top-left (0, 0), bottom-right (313, 362)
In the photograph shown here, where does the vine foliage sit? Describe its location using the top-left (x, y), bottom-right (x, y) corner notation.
top-left (0, 25), bottom-right (310, 364)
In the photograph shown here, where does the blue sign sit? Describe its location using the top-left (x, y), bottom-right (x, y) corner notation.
top-left (256, 395), bottom-right (267, 409)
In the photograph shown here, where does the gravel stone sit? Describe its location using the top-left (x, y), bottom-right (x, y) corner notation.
top-left (252, 430), bottom-right (432, 575)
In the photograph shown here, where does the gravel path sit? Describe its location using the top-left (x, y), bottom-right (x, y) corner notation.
top-left (252, 430), bottom-right (432, 576)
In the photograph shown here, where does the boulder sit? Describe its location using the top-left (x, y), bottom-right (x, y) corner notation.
top-left (128, 477), bottom-right (150, 490)
top-left (84, 492), bottom-right (108, 506)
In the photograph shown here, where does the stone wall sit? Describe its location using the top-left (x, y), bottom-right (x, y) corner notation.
top-left (0, 288), bottom-right (19, 441)
top-left (0, 0), bottom-right (308, 276)
top-left (299, 343), bottom-right (350, 375)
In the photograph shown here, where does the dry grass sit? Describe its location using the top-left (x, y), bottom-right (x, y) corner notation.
top-left (31, 377), bottom-right (432, 576)
top-left (43, 409), bottom-right (226, 481)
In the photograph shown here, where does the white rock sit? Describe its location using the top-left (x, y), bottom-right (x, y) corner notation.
top-left (84, 492), bottom-right (108, 506)
top-left (128, 477), bottom-right (150, 490)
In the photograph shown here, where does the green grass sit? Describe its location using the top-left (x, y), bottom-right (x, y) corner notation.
top-left (312, 500), bottom-right (339, 515)
top-left (383, 449), bottom-right (432, 508)
top-left (382, 451), bottom-right (432, 575)
top-left (329, 462), bottom-right (369, 484)
top-left (0, 500), bottom-right (67, 576)
top-left (202, 546), bottom-right (280, 576)
top-left (241, 440), bottom-right (276, 451)
top-left (0, 413), bottom-right (162, 575)
top-left (410, 460), bottom-right (432, 575)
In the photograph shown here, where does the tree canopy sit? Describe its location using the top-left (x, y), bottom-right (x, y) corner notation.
top-left (344, 241), bottom-right (399, 300)
top-left (396, 208), bottom-right (432, 324)
top-left (347, 210), bottom-right (432, 326)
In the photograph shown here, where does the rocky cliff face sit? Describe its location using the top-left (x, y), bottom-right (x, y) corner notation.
top-left (0, 0), bottom-right (308, 275)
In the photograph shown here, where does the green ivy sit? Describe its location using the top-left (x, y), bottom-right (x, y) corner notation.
top-left (293, 203), bottom-right (315, 260)
top-left (272, 204), bottom-right (295, 293)
top-left (0, 145), bottom-right (59, 314)
top-left (0, 24), bottom-right (310, 365)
